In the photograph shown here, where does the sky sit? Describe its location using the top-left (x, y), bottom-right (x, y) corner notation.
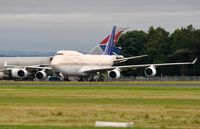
top-left (0, 0), bottom-right (200, 53)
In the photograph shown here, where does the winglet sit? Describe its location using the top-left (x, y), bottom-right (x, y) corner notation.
top-left (192, 58), bottom-right (198, 64)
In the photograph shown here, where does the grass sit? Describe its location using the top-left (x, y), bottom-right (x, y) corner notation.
top-left (0, 81), bottom-right (199, 129)
top-left (0, 125), bottom-right (162, 129)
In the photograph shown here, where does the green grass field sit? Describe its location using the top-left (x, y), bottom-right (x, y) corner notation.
top-left (0, 81), bottom-right (199, 129)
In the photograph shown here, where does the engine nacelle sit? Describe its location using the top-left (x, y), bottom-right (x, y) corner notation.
top-left (144, 65), bottom-right (157, 76)
top-left (11, 69), bottom-right (28, 79)
top-left (108, 69), bottom-right (121, 79)
top-left (35, 70), bottom-right (47, 80)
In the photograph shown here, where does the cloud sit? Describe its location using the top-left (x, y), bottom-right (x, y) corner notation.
top-left (0, 0), bottom-right (200, 14)
top-left (0, 0), bottom-right (200, 52)
top-left (0, 11), bottom-right (199, 27)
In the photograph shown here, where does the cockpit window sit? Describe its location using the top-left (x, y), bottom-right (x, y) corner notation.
top-left (56, 53), bottom-right (64, 55)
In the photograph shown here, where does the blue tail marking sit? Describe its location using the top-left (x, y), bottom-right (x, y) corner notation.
top-left (104, 26), bottom-right (116, 55)
top-left (100, 45), bottom-right (121, 55)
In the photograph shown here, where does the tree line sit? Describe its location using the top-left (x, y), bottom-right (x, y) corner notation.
top-left (117, 25), bottom-right (200, 76)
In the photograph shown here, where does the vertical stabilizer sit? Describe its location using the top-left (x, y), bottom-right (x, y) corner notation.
top-left (104, 26), bottom-right (116, 55)
top-left (88, 26), bottom-right (127, 55)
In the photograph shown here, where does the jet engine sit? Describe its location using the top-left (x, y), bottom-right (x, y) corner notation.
top-left (11, 69), bottom-right (28, 79)
top-left (144, 65), bottom-right (157, 76)
top-left (35, 70), bottom-right (47, 80)
top-left (108, 69), bottom-right (121, 79)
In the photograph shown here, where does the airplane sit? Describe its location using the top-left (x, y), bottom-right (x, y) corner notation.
top-left (0, 27), bottom-right (130, 81)
top-left (50, 26), bottom-right (197, 81)
top-left (0, 57), bottom-right (53, 80)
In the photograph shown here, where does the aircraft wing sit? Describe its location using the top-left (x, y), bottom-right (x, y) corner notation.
top-left (3, 63), bottom-right (53, 80)
top-left (80, 66), bottom-right (115, 73)
top-left (4, 63), bottom-right (51, 71)
top-left (116, 58), bottom-right (197, 69)
top-left (25, 66), bottom-right (51, 70)
top-left (82, 58), bottom-right (197, 73)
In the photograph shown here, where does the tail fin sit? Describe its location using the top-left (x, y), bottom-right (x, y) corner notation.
top-left (99, 45), bottom-right (121, 55)
top-left (100, 30), bottom-right (123, 45)
top-left (103, 26), bottom-right (116, 55)
top-left (89, 27), bottom-right (127, 55)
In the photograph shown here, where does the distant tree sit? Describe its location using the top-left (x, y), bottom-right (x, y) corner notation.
top-left (117, 25), bottom-right (200, 76)
top-left (118, 30), bottom-right (148, 57)
top-left (144, 26), bottom-right (170, 63)
top-left (117, 30), bottom-right (148, 76)
top-left (169, 25), bottom-right (200, 75)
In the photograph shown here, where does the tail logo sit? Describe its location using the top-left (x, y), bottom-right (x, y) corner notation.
top-left (104, 26), bottom-right (116, 55)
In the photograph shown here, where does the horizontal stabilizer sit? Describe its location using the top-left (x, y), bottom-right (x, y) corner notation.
top-left (114, 55), bottom-right (148, 64)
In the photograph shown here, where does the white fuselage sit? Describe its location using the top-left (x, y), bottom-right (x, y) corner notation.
top-left (0, 57), bottom-right (51, 70)
top-left (51, 50), bottom-right (116, 76)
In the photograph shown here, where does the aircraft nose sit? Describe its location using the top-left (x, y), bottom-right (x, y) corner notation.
top-left (50, 56), bottom-right (60, 65)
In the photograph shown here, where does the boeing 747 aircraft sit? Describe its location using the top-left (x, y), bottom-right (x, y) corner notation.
top-left (51, 26), bottom-right (197, 81)
top-left (0, 27), bottom-right (127, 80)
